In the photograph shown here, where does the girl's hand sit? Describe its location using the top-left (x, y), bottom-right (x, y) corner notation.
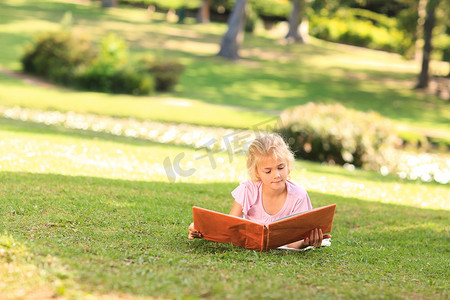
top-left (303, 228), bottom-right (329, 248)
top-left (188, 222), bottom-right (203, 239)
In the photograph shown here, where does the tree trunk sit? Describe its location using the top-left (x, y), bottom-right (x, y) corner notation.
top-left (217, 0), bottom-right (248, 60)
top-left (417, 0), bottom-right (439, 88)
top-left (196, 0), bottom-right (211, 24)
top-left (415, 0), bottom-right (427, 61)
top-left (101, 0), bottom-right (117, 8)
top-left (285, 0), bottom-right (309, 44)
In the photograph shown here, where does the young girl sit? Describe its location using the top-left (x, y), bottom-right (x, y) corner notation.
top-left (189, 133), bottom-right (328, 249)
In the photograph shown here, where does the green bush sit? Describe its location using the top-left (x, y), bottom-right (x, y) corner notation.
top-left (244, 4), bottom-right (258, 33)
top-left (21, 30), bottom-right (94, 84)
top-left (139, 56), bottom-right (185, 92)
top-left (75, 33), bottom-right (153, 95)
top-left (152, 61), bottom-right (185, 91)
top-left (22, 31), bottom-right (154, 95)
top-left (433, 33), bottom-right (450, 63)
top-left (249, 0), bottom-right (290, 19)
top-left (76, 66), bottom-right (153, 95)
top-left (309, 8), bottom-right (412, 55)
top-left (95, 33), bottom-right (129, 72)
top-left (110, 68), bottom-right (154, 95)
top-left (121, 0), bottom-right (291, 20)
top-left (277, 103), bottom-right (400, 170)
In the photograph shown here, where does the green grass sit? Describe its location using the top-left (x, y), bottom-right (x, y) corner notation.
top-left (0, 0), bottom-right (449, 136)
top-left (1, 117), bottom-right (448, 209)
top-left (0, 1), bottom-right (449, 298)
top-left (1, 174), bottom-right (449, 299)
top-left (0, 73), bottom-right (269, 129)
top-left (1, 118), bottom-right (449, 299)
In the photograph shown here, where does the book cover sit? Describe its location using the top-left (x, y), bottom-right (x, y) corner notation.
top-left (192, 204), bottom-right (336, 251)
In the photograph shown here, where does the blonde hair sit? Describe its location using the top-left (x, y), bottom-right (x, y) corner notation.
top-left (247, 133), bottom-right (295, 181)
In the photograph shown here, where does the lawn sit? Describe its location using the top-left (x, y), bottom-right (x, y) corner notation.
top-left (0, 72), bottom-right (268, 129)
top-left (0, 1), bottom-right (449, 299)
top-left (0, 0), bottom-right (449, 136)
top-left (1, 119), bottom-right (449, 299)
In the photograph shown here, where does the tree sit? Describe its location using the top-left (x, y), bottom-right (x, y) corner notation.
top-left (417, 0), bottom-right (440, 88)
top-left (197, 0), bottom-right (211, 24)
top-left (285, 0), bottom-right (310, 44)
top-left (101, 0), bottom-right (117, 8)
top-left (218, 0), bottom-right (248, 60)
top-left (415, 0), bottom-right (427, 61)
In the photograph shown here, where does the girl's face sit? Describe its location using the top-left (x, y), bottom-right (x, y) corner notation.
top-left (256, 155), bottom-right (290, 191)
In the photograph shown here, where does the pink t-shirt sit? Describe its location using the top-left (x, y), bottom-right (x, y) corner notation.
top-left (231, 180), bottom-right (312, 225)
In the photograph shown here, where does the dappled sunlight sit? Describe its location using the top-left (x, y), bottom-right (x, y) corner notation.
top-left (396, 153), bottom-right (450, 184)
top-left (0, 75), bottom-right (267, 128)
top-left (0, 20), bottom-right (59, 33)
top-left (55, 0), bottom-right (92, 6)
top-left (0, 231), bottom-right (152, 299)
top-left (375, 222), bottom-right (444, 235)
top-left (0, 0), bottom-right (448, 211)
top-left (163, 99), bottom-right (192, 107)
top-left (1, 125), bottom-right (447, 210)
top-left (106, 6), bottom-right (155, 23)
top-left (163, 39), bottom-right (219, 55)
top-left (240, 48), bottom-right (292, 63)
top-left (3, 0), bottom-right (29, 5)
top-left (0, 232), bottom-right (64, 299)
top-left (1, 105), bottom-right (448, 189)
top-left (0, 132), bottom-right (169, 181)
top-left (335, 57), bottom-right (419, 73)
top-left (78, 20), bottom-right (167, 40)
top-left (303, 40), bottom-right (435, 76)
top-left (230, 80), bottom-right (301, 101)
top-left (0, 119), bottom-right (249, 183)
top-left (106, 199), bottom-right (136, 208)
top-left (0, 105), bottom-right (239, 149)
top-left (294, 171), bottom-right (449, 210)
top-left (1, 113), bottom-right (448, 210)
top-left (155, 26), bottom-right (204, 40)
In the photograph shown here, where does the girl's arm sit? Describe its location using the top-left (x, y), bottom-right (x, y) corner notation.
top-left (287, 228), bottom-right (330, 249)
top-left (229, 201), bottom-right (243, 217)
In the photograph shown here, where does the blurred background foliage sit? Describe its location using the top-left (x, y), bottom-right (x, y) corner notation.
top-left (120, 0), bottom-right (449, 60)
top-left (278, 102), bottom-right (400, 171)
top-left (2, 0), bottom-right (448, 182)
top-left (26, 0), bottom-right (446, 95)
top-left (21, 30), bottom-right (184, 94)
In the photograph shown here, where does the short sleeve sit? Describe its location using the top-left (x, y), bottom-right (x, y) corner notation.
top-left (291, 190), bottom-right (312, 213)
top-left (231, 181), bottom-right (254, 215)
top-left (287, 181), bottom-right (312, 214)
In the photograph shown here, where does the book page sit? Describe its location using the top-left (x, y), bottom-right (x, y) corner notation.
top-left (266, 204), bottom-right (336, 249)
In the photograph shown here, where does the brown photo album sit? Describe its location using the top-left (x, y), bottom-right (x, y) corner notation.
top-left (192, 204), bottom-right (336, 251)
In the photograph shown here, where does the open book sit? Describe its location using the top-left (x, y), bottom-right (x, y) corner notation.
top-left (192, 204), bottom-right (336, 251)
